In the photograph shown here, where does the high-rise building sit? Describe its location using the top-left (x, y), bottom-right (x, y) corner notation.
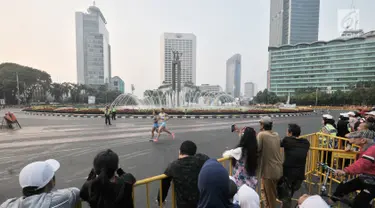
top-left (226, 54), bottom-right (241, 98)
top-left (269, 0), bottom-right (320, 46)
top-left (268, 30), bottom-right (375, 96)
top-left (76, 3), bottom-right (111, 86)
top-left (244, 82), bottom-right (256, 98)
top-left (160, 33), bottom-right (197, 85)
top-left (199, 84), bottom-right (223, 93)
top-left (111, 76), bottom-right (125, 93)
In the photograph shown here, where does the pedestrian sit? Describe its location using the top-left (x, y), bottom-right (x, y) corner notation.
top-left (111, 107), bottom-right (116, 120)
top-left (278, 124), bottom-right (310, 208)
top-left (256, 116), bottom-right (283, 208)
top-left (104, 106), bottom-right (111, 126)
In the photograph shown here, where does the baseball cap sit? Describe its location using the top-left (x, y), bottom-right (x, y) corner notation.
top-left (322, 114), bottom-right (333, 120)
top-left (365, 111), bottom-right (375, 116)
top-left (19, 159), bottom-right (60, 189)
top-left (347, 130), bottom-right (375, 140)
top-left (260, 116), bottom-right (272, 124)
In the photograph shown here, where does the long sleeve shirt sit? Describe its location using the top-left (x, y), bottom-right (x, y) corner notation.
top-left (345, 144), bottom-right (375, 175)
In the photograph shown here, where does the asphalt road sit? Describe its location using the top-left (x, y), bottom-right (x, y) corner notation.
top-left (0, 109), bottom-right (343, 207)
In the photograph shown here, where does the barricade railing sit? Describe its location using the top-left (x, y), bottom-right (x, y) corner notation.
top-left (77, 132), bottom-right (362, 208)
top-left (132, 157), bottom-right (233, 208)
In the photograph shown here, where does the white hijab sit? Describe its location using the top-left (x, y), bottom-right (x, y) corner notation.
top-left (299, 195), bottom-right (330, 208)
top-left (238, 184), bottom-right (259, 208)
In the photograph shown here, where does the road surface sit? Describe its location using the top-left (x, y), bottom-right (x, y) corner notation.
top-left (0, 109), bottom-right (341, 207)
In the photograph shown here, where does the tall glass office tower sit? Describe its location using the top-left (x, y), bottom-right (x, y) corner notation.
top-left (269, 0), bottom-right (320, 46)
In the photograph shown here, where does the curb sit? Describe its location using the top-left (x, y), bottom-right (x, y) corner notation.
top-left (24, 112), bottom-right (316, 119)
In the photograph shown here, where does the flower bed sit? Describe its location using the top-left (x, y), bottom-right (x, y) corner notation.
top-left (23, 106), bottom-right (313, 115)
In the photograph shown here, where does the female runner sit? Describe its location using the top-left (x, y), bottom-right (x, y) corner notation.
top-left (153, 108), bottom-right (175, 142)
top-left (150, 110), bottom-right (159, 141)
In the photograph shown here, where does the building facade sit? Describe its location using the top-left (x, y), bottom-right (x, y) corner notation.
top-left (199, 84), bottom-right (223, 93)
top-left (76, 3), bottom-right (111, 86)
top-left (244, 82), bottom-right (256, 98)
top-left (160, 33), bottom-right (197, 85)
top-left (226, 54), bottom-right (241, 98)
top-left (269, 0), bottom-right (320, 46)
top-left (111, 76), bottom-right (125, 93)
top-left (268, 31), bottom-right (375, 96)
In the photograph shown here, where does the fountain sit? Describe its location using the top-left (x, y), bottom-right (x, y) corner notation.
top-left (111, 86), bottom-right (238, 110)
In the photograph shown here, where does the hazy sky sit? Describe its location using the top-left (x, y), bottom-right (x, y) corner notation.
top-left (1, 0), bottom-right (374, 97)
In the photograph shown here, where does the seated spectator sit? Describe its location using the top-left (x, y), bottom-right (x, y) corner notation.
top-left (0, 159), bottom-right (80, 208)
top-left (157, 140), bottom-right (209, 208)
top-left (297, 194), bottom-right (329, 208)
top-left (237, 184), bottom-right (259, 208)
top-left (80, 149), bottom-right (136, 208)
top-left (198, 159), bottom-right (234, 208)
top-left (223, 127), bottom-right (258, 189)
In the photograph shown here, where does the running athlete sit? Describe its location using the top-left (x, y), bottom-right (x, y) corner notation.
top-left (153, 108), bottom-right (175, 142)
top-left (150, 110), bottom-right (159, 141)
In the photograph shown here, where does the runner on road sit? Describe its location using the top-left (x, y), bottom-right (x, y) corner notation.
top-left (153, 108), bottom-right (175, 142)
top-left (150, 110), bottom-right (159, 141)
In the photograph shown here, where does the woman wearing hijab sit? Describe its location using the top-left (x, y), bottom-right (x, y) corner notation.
top-left (223, 127), bottom-right (258, 189)
top-left (237, 184), bottom-right (260, 208)
top-left (198, 159), bottom-right (234, 208)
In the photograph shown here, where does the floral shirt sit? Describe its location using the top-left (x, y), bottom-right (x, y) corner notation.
top-left (232, 158), bottom-right (258, 190)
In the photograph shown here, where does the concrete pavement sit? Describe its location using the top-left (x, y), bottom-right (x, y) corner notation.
top-left (0, 110), bottom-right (341, 207)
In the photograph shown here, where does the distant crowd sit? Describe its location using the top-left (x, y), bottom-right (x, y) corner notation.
top-left (1, 110), bottom-right (375, 208)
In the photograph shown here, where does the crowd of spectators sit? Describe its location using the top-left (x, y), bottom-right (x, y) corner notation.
top-left (319, 109), bottom-right (375, 207)
top-left (4, 109), bottom-right (375, 208)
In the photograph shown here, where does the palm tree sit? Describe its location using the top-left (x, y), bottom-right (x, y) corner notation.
top-left (49, 83), bottom-right (63, 102)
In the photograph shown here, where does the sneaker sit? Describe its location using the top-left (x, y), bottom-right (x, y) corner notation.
top-left (153, 138), bottom-right (159, 142)
top-left (171, 133), bottom-right (175, 139)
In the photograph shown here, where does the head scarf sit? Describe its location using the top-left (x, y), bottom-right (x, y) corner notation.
top-left (198, 159), bottom-right (233, 208)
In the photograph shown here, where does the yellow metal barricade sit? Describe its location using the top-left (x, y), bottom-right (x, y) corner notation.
top-left (131, 157), bottom-right (233, 208)
top-left (78, 132), bottom-right (366, 208)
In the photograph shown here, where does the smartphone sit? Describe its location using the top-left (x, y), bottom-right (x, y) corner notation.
top-left (231, 124), bottom-right (236, 132)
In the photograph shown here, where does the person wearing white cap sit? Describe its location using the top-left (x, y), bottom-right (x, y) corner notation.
top-left (0, 159), bottom-right (80, 208)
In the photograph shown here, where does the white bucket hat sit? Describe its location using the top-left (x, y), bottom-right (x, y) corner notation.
top-left (19, 159), bottom-right (60, 189)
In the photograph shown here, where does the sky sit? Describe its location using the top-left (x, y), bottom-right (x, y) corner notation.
top-left (0, 0), bottom-right (374, 97)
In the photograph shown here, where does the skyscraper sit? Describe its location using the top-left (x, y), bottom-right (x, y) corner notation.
top-left (76, 3), bottom-right (111, 86)
top-left (269, 0), bottom-right (320, 46)
top-left (160, 33), bottom-right (196, 85)
top-left (244, 82), bottom-right (256, 98)
top-left (226, 54), bottom-right (241, 98)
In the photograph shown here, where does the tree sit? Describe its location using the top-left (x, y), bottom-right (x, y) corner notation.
top-left (49, 83), bottom-right (64, 102)
top-left (0, 63), bottom-right (52, 104)
top-left (254, 89), bottom-right (279, 104)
